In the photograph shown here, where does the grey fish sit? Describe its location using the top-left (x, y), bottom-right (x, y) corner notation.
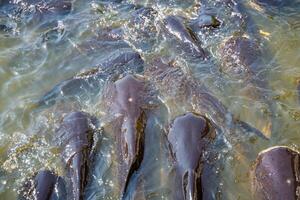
top-left (163, 16), bottom-right (207, 59)
top-left (37, 52), bottom-right (144, 108)
top-left (168, 113), bottom-right (214, 200)
top-left (18, 170), bottom-right (66, 200)
top-left (102, 75), bottom-right (147, 197)
top-left (100, 74), bottom-right (158, 198)
top-left (56, 111), bottom-right (96, 200)
top-left (297, 79), bottom-right (300, 105)
top-left (0, 0), bottom-right (72, 16)
top-left (220, 36), bottom-right (262, 81)
top-left (145, 58), bottom-right (267, 140)
top-left (252, 146), bottom-right (300, 200)
top-left (253, 0), bottom-right (295, 7)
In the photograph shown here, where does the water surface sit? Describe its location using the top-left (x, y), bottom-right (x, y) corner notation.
top-left (0, 0), bottom-right (300, 199)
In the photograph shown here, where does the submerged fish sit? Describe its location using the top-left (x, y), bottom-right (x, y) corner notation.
top-left (55, 111), bottom-right (97, 200)
top-left (218, 34), bottom-right (273, 138)
top-left (220, 36), bottom-right (262, 81)
top-left (125, 6), bottom-right (159, 52)
top-left (212, 1), bottom-right (274, 137)
top-left (38, 52), bottom-right (144, 108)
top-left (18, 170), bottom-right (66, 200)
top-left (145, 58), bottom-right (267, 140)
top-left (253, 0), bottom-right (295, 8)
top-left (190, 13), bottom-right (221, 30)
top-left (297, 79), bottom-right (300, 104)
top-left (163, 16), bottom-right (207, 59)
top-left (188, 0), bottom-right (245, 48)
top-left (0, 0), bottom-right (72, 16)
top-left (252, 146), bottom-right (300, 200)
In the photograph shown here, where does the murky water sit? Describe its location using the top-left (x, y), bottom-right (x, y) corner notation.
top-left (0, 0), bottom-right (300, 199)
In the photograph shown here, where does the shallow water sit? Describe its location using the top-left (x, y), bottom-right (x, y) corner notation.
top-left (0, 0), bottom-right (300, 199)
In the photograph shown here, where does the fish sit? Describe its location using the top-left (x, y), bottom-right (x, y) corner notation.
top-left (163, 16), bottom-right (207, 59)
top-left (145, 58), bottom-right (268, 140)
top-left (220, 36), bottom-right (262, 81)
top-left (188, 0), bottom-right (245, 44)
top-left (219, 35), bottom-right (273, 138)
top-left (253, 0), bottom-right (295, 7)
top-left (38, 51), bottom-right (144, 108)
top-left (252, 146), bottom-right (300, 200)
top-left (18, 170), bottom-right (66, 200)
top-left (167, 112), bottom-right (214, 200)
top-left (55, 111), bottom-right (96, 200)
top-left (100, 74), bottom-right (155, 197)
top-left (189, 7), bottom-right (222, 30)
top-left (0, 0), bottom-right (72, 16)
top-left (297, 79), bottom-right (300, 104)
top-left (125, 6), bottom-right (158, 52)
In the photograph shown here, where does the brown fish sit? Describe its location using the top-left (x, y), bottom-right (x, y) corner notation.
top-left (168, 113), bottom-right (214, 200)
top-left (56, 111), bottom-right (96, 200)
top-left (252, 146), bottom-right (300, 200)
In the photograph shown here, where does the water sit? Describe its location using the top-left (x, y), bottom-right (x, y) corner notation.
top-left (0, 0), bottom-right (300, 199)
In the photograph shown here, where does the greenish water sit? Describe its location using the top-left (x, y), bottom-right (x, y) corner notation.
top-left (0, 0), bottom-right (299, 199)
